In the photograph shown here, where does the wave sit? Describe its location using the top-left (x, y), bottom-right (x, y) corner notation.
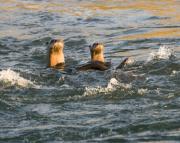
top-left (0, 69), bottom-right (37, 88)
top-left (82, 77), bottom-right (133, 97)
top-left (147, 45), bottom-right (175, 62)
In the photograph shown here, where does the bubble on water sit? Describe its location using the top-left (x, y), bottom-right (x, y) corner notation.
top-left (147, 45), bottom-right (174, 61)
top-left (0, 69), bottom-right (37, 88)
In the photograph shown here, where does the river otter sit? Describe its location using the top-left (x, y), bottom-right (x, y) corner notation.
top-left (76, 43), bottom-right (111, 71)
top-left (48, 39), bottom-right (65, 69)
top-left (76, 43), bottom-right (129, 71)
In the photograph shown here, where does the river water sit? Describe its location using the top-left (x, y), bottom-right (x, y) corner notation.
top-left (0, 0), bottom-right (180, 142)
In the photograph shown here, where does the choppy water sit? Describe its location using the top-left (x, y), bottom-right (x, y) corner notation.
top-left (0, 0), bottom-right (180, 142)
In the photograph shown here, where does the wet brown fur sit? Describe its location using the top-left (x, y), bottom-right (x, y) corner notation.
top-left (48, 39), bottom-right (65, 69)
top-left (77, 43), bottom-right (111, 71)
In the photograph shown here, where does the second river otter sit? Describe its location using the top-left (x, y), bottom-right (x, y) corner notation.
top-left (76, 42), bottom-right (129, 70)
top-left (76, 43), bottom-right (111, 71)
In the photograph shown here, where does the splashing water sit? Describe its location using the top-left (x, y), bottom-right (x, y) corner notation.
top-left (147, 45), bottom-right (174, 61)
top-left (82, 78), bottom-right (133, 97)
top-left (107, 78), bottom-right (119, 89)
top-left (0, 69), bottom-right (36, 88)
top-left (0, 1), bottom-right (180, 142)
top-left (81, 79), bottom-right (118, 97)
top-left (124, 57), bottom-right (135, 66)
top-left (83, 86), bottom-right (112, 96)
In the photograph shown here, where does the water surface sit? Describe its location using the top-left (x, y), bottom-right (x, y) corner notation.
top-left (0, 0), bottom-right (180, 142)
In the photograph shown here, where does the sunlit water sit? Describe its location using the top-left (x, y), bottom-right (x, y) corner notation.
top-left (0, 0), bottom-right (180, 142)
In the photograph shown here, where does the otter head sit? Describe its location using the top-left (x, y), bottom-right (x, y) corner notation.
top-left (89, 43), bottom-right (105, 63)
top-left (48, 39), bottom-right (64, 67)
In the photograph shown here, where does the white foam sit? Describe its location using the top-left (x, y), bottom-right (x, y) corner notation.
top-left (147, 45), bottom-right (174, 61)
top-left (82, 78), bottom-right (118, 97)
top-left (60, 84), bottom-right (71, 88)
top-left (107, 78), bottom-right (119, 89)
top-left (108, 78), bottom-right (132, 89)
top-left (83, 86), bottom-right (113, 96)
top-left (137, 88), bottom-right (148, 95)
top-left (82, 78), bottom-right (132, 96)
top-left (170, 70), bottom-right (180, 77)
top-left (0, 69), bottom-right (36, 88)
top-left (125, 57), bottom-right (135, 65)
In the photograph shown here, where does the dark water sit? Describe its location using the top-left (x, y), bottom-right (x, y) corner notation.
top-left (0, 0), bottom-right (180, 142)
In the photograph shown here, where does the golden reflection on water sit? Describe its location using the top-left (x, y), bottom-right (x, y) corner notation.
top-left (121, 28), bottom-right (180, 40)
top-left (1, 0), bottom-right (179, 17)
top-left (0, 0), bottom-right (179, 40)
